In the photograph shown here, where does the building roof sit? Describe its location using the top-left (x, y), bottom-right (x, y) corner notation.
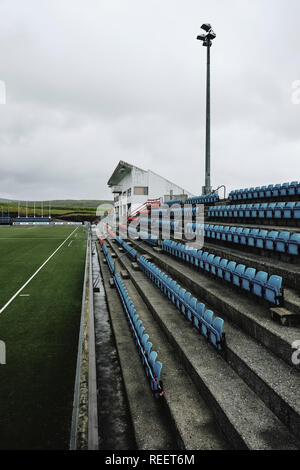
top-left (107, 160), bottom-right (194, 196)
top-left (107, 160), bottom-right (145, 186)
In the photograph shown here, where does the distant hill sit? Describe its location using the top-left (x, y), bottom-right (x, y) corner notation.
top-left (0, 198), bottom-right (113, 207)
top-left (0, 198), bottom-right (114, 222)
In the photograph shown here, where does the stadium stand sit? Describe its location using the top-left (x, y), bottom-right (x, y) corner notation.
top-left (162, 240), bottom-right (283, 305)
top-left (139, 256), bottom-right (225, 350)
top-left (229, 182), bottom-right (300, 201)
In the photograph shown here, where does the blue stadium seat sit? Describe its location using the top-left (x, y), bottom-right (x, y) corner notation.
top-left (274, 202), bottom-right (285, 219)
top-left (279, 182), bottom-right (289, 196)
top-left (287, 233), bottom-right (300, 255)
top-left (256, 230), bottom-right (268, 249)
top-left (252, 271), bottom-right (268, 298)
top-left (232, 264), bottom-right (246, 287)
top-left (275, 232), bottom-right (290, 253)
top-left (247, 228), bottom-right (260, 247)
top-left (283, 202), bottom-right (295, 219)
top-left (217, 259), bottom-right (228, 279)
top-left (264, 275), bottom-right (283, 305)
top-left (224, 261), bottom-right (237, 282)
top-left (288, 181), bottom-right (298, 196)
top-left (211, 256), bottom-right (221, 276)
top-left (240, 228), bottom-right (250, 245)
top-left (265, 231), bottom-right (279, 251)
top-left (293, 202), bottom-right (300, 219)
top-left (241, 267), bottom-right (256, 292)
top-left (258, 203), bottom-right (268, 218)
top-left (265, 184), bottom-right (274, 197)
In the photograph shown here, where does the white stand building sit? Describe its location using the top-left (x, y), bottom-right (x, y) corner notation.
top-left (107, 161), bottom-right (192, 218)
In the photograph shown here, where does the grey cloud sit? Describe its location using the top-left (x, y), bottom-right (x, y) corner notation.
top-left (0, 0), bottom-right (299, 201)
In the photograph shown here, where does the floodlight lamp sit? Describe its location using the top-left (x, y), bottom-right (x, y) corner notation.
top-left (207, 29), bottom-right (216, 40)
top-left (197, 34), bottom-right (207, 41)
top-left (201, 23), bottom-right (212, 32)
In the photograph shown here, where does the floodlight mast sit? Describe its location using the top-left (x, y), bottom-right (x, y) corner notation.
top-left (197, 23), bottom-right (216, 195)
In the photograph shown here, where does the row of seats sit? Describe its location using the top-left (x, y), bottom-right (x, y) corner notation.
top-left (114, 235), bottom-right (137, 261)
top-left (128, 226), bottom-right (158, 246)
top-left (164, 199), bottom-right (183, 206)
top-left (229, 182), bottom-right (300, 200)
top-left (139, 256), bottom-right (225, 350)
top-left (162, 240), bottom-right (283, 306)
top-left (114, 273), bottom-right (163, 397)
top-left (151, 207), bottom-right (201, 218)
top-left (103, 245), bottom-right (115, 274)
top-left (185, 223), bottom-right (300, 256)
top-left (186, 193), bottom-right (219, 204)
top-left (101, 240), bottom-right (163, 397)
top-left (208, 202), bottom-right (300, 219)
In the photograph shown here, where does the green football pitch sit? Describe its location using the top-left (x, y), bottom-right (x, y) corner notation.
top-left (0, 225), bottom-right (87, 449)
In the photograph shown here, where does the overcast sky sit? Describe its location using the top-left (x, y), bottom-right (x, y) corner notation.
top-left (0, 0), bottom-right (299, 200)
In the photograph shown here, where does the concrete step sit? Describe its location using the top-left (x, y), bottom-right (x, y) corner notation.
top-left (110, 243), bottom-right (299, 450)
top-left (129, 240), bottom-right (300, 370)
top-left (97, 243), bottom-right (177, 450)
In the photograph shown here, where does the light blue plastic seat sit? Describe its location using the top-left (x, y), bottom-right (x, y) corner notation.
top-left (264, 275), bottom-right (282, 305)
top-left (210, 317), bottom-right (224, 349)
top-left (201, 310), bottom-right (214, 338)
top-left (251, 204), bottom-right (260, 218)
top-left (275, 232), bottom-right (290, 253)
top-left (265, 184), bottom-right (274, 197)
top-left (258, 203), bottom-right (268, 218)
top-left (247, 228), bottom-right (260, 247)
top-left (233, 227), bottom-right (243, 243)
top-left (241, 267), bottom-right (256, 292)
top-left (256, 230), bottom-right (268, 249)
top-left (240, 228), bottom-right (250, 245)
top-left (287, 233), bottom-right (300, 255)
top-left (205, 254), bottom-right (215, 272)
top-left (252, 271), bottom-right (268, 298)
top-left (265, 231), bottom-right (279, 251)
top-left (232, 264), bottom-right (246, 287)
top-left (224, 261), bottom-right (237, 282)
top-left (283, 202), bottom-right (295, 219)
top-left (274, 202), bottom-right (285, 219)
top-left (217, 259), bottom-right (228, 278)
top-left (211, 256), bottom-right (221, 276)
top-left (227, 227), bottom-right (236, 242)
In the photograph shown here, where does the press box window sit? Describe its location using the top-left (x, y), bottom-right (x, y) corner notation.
top-left (134, 186), bottom-right (148, 195)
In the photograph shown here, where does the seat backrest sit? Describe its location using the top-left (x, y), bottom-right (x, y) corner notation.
top-left (254, 271), bottom-right (268, 283)
top-left (267, 275), bottom-right (282, 292)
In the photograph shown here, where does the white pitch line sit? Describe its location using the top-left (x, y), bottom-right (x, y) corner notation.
top-left (68, 240), bottom-right (73, 247)
top-left (0, 226), bottom-right (79, 315)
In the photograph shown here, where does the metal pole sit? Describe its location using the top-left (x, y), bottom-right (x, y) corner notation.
top-left (205, 42), bottom-right (211, 194)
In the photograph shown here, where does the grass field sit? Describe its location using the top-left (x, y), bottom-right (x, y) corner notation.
top-left (0, 225), bottom-right (87, 449)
